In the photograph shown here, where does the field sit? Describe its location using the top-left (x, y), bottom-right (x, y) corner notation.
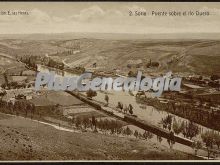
top-left (0, 36), bottom-right (219, 76)
top-left (0, 113), bottom-right (200, 160)
top-left (30, 91), bottom-right (84, 106)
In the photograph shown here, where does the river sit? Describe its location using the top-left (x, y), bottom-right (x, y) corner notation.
top-left (37, 64), bottom-right (218, 159)
top-left (37, 64), bottom-right (214, 135)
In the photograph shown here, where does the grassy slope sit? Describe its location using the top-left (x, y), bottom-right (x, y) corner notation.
top-left (0, 113), bottom-right (200, 160)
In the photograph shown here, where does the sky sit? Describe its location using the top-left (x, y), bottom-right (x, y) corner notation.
top-left (0, 2), bottom-right (220, 34)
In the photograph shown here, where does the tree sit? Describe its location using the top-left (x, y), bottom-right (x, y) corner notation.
top-left (169, 131), bottom-right (175, 148)
top-left (198, 75), bottom-right (203, 80)
top-left (25, 103), bottom-right (30, 118)
top-left (86, 89), bottom-right (97, 99)
top-left (117, 102), bottom-right (123, 112)
top-left (128, 70), bottom-right (136, 77)
top-left (123, 105), bottom-right (128, 114)
top-left (213, 133), bottom-right (220, 149)
top-left (157, 135), bottom-right (163, 143)
top-left (161, 114), bottom-right (172, 130)
top-left (1, 83), bottom-right (6, 89)
top-left (102, 119), bottom-right (109, 132)
top-left (143, 131), bottom-right (154, 140)
top-left (128, 104), bottom-right (133, 111)
top-left (201, 131), bottom-right (215, 149)
top-left (151, 61), bottom-right (159, 67)
top-left (191, 140), bottom-right (202, 156)
top-left (184, 121), bottom-right (199, 139)
top-left (75, 117), bottom-right (82, 128)
top-left (97, 119), bottom-right (104, 131)
top-left (134, 130), bottom-right (139, 138)
top-left (104, 94), bottom-right (109, 106)
top-left (201, 131), bottom-right (215, 159)
top-left (172, 119), bottom-right (184, 135)
top-left (123, 126), bottom-right (133, 136)
top-left (0, 89), bottom-right (6, 100)
top-left (128, 104), bottom-right (133, 115)
top-left (210, 74), bottom-right (220, 81)
top-left (3, 72), bottom-right (8, 87)
top-left (14, 100), bottom-right (22, 116)
top-left (7, 101), bottom-right (13, 114)
top-left (138, 132), bottom-right (143, 139)
top-left (166, 131), bottom-right (176, 149)
top-left (82, 117), bottom-right (90, 129)
top-left (115, 122), bottom-right (123, 134)
top-left (92, 116), bottom-right (97, 130)
top-left (30, 104), bottom-right (35, 119)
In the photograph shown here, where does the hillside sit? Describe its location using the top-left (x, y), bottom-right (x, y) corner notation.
top-left (0, 37), bottom-right (220, 76)
top-left (0, 113), bottom-right (200, 160)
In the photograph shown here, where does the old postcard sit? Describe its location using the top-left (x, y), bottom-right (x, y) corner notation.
top-left (0, 1), bottom-right (220, 162)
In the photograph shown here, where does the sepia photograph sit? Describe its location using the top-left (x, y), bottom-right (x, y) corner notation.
top-left (0, 1), bottom-right (220, 162)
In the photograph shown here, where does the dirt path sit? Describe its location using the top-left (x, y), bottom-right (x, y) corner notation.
top-left (0, 112), bottom-right (81, 134)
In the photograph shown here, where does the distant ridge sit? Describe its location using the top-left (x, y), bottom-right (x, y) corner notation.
top-left (0, 32), bottom-right (220, 40)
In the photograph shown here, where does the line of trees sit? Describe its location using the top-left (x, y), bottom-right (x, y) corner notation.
top-left (1, 81), bottom-right (27, 90)
top-left (161, 114), bottom-right (220, 158)
top-left (71, 116), bottom-right (127, 135)
top-left (47, 58), bottom-right (64, 70)
top-left (0, 99), bottom-right (35, 118)
top-left (20, 55), bottom-right (65, 71)
top-left (70, 115), bottom-right (158, 141)
top-left (19, 55), bottom-right (38, 71)
top-left (137, 95), bottom-right (220, 132)
top-left (161, 115), bottom-right (200, 140)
